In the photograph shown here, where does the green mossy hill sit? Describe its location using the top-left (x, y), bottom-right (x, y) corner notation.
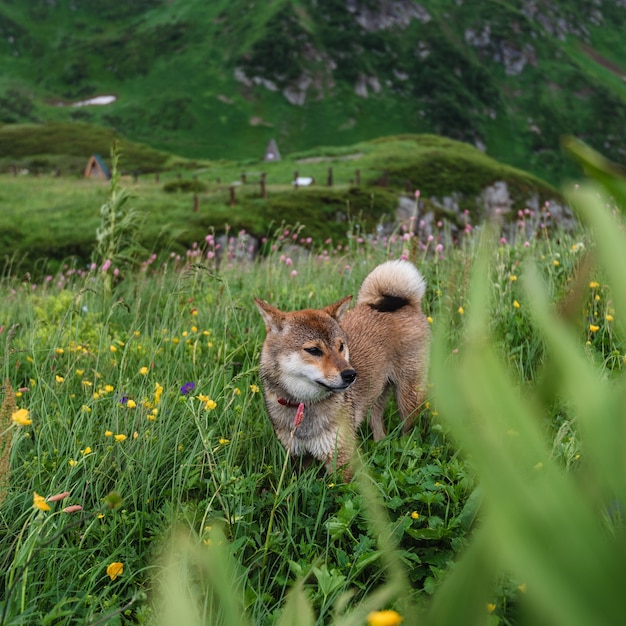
top-left (365, 135), bottom-right (559, 211)
top-left (0, 122), bottom-right (195, 174)
top-left (238, 186), bottom-right (400, 243)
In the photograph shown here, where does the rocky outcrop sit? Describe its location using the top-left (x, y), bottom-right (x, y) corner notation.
top-left (393, 180), bottom-right (575, 244)
top-left (346, 0), bottom-right (431, 31)
top-left (211, 181), bottom-right (575, 264)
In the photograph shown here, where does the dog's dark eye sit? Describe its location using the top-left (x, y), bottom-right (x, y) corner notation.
top-left (338, 342), bottom-right (344, 352)
top-left (304, 346), bottom-right (323, 356)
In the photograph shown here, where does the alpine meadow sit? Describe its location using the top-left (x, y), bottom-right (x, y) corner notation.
top-left (2, 1), bottom-right (626, 625)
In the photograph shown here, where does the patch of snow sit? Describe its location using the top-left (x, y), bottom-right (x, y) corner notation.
top-left (71, 95), bottom-right (117, 107)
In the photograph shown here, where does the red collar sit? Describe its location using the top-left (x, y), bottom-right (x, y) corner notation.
top-left (277, 397), bottom-right (300, 408)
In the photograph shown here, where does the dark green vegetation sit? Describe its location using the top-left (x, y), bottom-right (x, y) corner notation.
top-left (0, 122), bottom-right (185, 174)
top-left (1, 0), bottom-right (625, 185)
top-left (0, 134), bottom-right (560, 274)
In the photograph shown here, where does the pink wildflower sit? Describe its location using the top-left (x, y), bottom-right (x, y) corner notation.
top-left (294, 403), bottom-right (305, 429)
top-left (47, 491), bottom-right (71, 502)
top-left (63, 505), bottom-right (84, 514)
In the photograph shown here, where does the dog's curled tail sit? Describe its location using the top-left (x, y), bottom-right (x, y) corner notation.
top-left (357, 260), bottom-right (426, 312)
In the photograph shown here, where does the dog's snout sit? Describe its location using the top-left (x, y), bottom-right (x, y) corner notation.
top-left (341, 369), bottom-right (357, 384)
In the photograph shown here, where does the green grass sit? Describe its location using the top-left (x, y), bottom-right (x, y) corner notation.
top-left (2, 138), bottom-right (626, 625)
top-left (3, 139), bottom-right (626, 625)
top-left (0, 133), bottom-right (561, 276)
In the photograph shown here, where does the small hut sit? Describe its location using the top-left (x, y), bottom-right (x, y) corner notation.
top-left (263, 139), bottom-right (281, 162)
top-left (84, 154), bottom-right (111, 180)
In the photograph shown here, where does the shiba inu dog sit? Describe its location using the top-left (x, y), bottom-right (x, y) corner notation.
top-left (254, 259), bottom-right (430, 479)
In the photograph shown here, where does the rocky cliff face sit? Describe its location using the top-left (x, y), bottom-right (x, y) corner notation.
top-left (235, 0), bottom-right (624, 106)
top-left (229, 0), bottom-right (626, 185)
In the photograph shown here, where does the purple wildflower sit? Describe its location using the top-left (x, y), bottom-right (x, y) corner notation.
top-left (180, 382), bottom-right (195, 395)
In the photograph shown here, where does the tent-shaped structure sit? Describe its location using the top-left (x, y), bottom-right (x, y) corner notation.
top-left (84, 154), bottom-right (111, 180)
top-left (263, 139), bottom-right (281, 162)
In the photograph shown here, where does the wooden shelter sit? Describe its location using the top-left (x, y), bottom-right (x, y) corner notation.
top-left (84, 154), bottom-right (111, 180)
top-left (263, 139), bottom-right (281, 162)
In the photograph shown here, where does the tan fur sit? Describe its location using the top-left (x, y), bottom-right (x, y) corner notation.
top-left (255, 260), bottom-right (430, 480)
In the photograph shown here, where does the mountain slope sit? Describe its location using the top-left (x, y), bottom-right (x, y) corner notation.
top-left (1, 0), bottom-right (625, 184)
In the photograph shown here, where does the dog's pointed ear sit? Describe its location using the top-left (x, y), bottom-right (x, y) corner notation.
top-left (254, 298), bottom-right (284, 332)
top-left (323, 295), bottom-right (352, 322)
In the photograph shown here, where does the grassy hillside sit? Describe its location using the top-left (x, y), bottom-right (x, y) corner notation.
top-left (0, 0), bottom-right (625, 185)
top-left (0, 122), bottom-right (191, 174)
top-left (0, 134), bottom-right (561, 275)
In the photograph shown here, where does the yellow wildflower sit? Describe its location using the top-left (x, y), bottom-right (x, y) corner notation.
top-left (105, 430), bottom-right (113, 437)
top-left (81, 447), bottom-right (92, 455)
top-left (427, 316), bottom-right (433, 324)
top-left (106, 562), bottom-right (124, 581)
top-left (589, 281), bottom-right (600, 289)
top-left (513, 300), bottom-right (520, 309)
top-left (109, 345), bottom-right (117, 353)
top-left (367, 610), bottom-right (403, 626)
top-left (458, 306), bottom-right (464, 315)
top-left (509, 274), bottom-right (517, 281)
top-left (553, 259), bottom-right (560, 266)
top-left (55, 375), bottom-right (64, 384)
top-left (606, 314), bottom-right (614, 322)
top-left (589, 324), bottom-right (600, 333)
top-left (81, 405), bottom-right (91, 413)
top-left (219, 438), bottom-right (230, 445)
top-left (250, 384), bottom-right (260, 394)
top-left (76, 369), bottom-right (85, 376)
top-left (69, 459), bottom-right (77, 467)
top-left (11, 408), bottom-right (32, 426)
top-left (411, 511), bottom-right (419, 519)
top-left (55, 348), bottom-right (64, 355)
top-left (487, 603), bottom-right (496, 613)
top-left (154, 383), bottom-right (163, 405)
top-left (126, 399), bottom-right (137, 409)
top-left (139, 366), bottom-right (149, 376)
top-left (204, 399), bottom-right (217, 411)
top-left (114, 434), bottom-right (126, 442)
top-left (104, 384), bottom-right (114, 393)
top-left (33, 492), bottom-right (51, 512)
